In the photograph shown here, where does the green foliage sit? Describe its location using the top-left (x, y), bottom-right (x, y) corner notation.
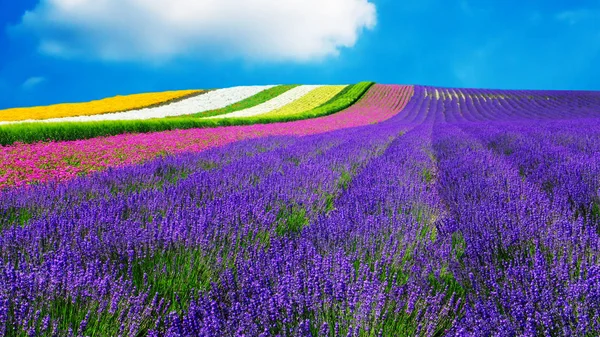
top-left (451, 231), bottom-right (466, 261)
top-left (129, 247), bottom-right (215, 312)
top-left (337, 170), bottom-right (352, 190)
top-left (275, 206), bottom-right (309, 236)
top-left (323, 193), bottom-right (336, 213)
top-left (572, 199), bottom-right (600, 226)
top-left (591, 201), bottom-right (600, 224)
top-left (421, 167), bottom-right (433, 183)
top-left (0, 207), bottom-right (33, 229)
top-left (428, 267), bottom-right (465, 297)
top-left (0, 82), bottom-right (374, 145)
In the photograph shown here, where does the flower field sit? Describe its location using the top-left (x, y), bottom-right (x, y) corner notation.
top-left (1, 83), bottom-right (600, 336)
top-left (0, 89), bottom-right (203, 122)
top-left (0, 84), bottom-right (410, 188)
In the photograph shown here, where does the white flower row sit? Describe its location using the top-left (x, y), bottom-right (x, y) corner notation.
top-left (206, 85), bottom-right (322, 119)
top-left (0, 85), bottom-right (275, 125)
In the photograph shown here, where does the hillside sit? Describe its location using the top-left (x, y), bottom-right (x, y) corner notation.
top-left (1, 83), bottom-right (600, 335)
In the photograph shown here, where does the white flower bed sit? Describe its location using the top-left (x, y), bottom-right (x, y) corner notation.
top-left (207, 85), bottom-right (322, 119)
top-left (0, 86), bottom-right (274, 125)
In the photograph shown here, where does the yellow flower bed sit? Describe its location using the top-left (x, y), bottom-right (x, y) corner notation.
top-left (0, 89), bottom-right (202, 122)
top-left (258, 85), bottom-right (347, 118)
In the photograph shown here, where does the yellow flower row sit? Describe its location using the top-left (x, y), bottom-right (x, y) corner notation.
top-left (0, 90), bottom-right (203, 122)
top-left (258, 85), bottom-right (347, 119)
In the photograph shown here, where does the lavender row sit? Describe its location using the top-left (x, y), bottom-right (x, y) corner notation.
top-left (459, 120), bottom-right (600, 227)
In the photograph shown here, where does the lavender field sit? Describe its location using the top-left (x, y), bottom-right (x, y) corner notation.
top-left (2, 85), bottom-right (600, 336)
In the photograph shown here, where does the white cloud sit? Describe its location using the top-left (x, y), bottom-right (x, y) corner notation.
top-left (22, 77), bottom-right (47, 90)
top-left (14, 0), bottom-right (377, 63)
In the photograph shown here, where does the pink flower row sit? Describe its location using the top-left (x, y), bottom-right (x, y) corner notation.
top-left (0, 85), bottom-right (413, 188)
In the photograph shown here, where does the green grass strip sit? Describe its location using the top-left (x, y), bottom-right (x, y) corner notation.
top-left (0, 82), bottom-right (374, 146)
top-left (181, 84), bottom-right (299, 118)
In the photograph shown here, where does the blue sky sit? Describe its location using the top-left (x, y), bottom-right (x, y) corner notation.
top-left (0, 0), bottom-right (599, 109)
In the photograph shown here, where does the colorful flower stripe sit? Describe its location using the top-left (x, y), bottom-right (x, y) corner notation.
top-left (3, 86), bottom-right (274, 124)
top-left (185, 85), bottom-right (298, 118)
top-left (254, 85), bottom-right (347, 118)
top-left (207, 85), bottom-right (322, 119)
top-left (0, 89), bottom-right (202, 122)
top-left (0, 84), bottom-right (413, 188)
